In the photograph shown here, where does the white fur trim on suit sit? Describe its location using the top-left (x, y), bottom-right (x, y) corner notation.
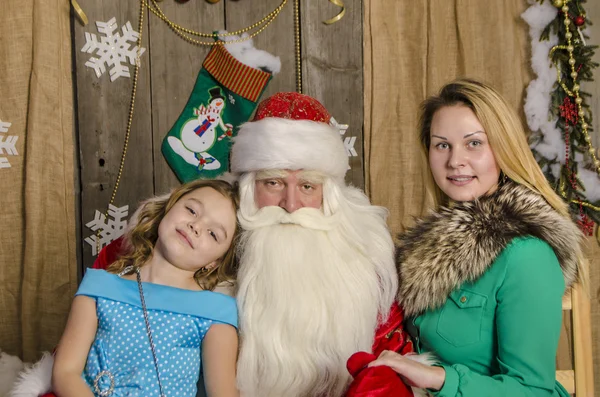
top-left (0, 350), bottom-right (24, 396)
top-left (7, 352), bottom-right (53, 397)
top-left (231, 118), bottom-right (349, 182)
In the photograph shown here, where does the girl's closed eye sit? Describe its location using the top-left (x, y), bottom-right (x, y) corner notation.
top-left (187, 206), bottom-right (196, 215)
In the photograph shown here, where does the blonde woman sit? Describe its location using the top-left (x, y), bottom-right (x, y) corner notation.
top-left (369, 79), bottom-right (586, 396)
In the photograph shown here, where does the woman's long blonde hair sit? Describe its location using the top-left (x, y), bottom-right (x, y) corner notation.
top-left (107, 179), bottom-right (240, 291)
top-left (418, 78), bottom-right (588, 285)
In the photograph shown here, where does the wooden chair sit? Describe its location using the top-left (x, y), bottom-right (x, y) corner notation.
top-left (556, 283), bottom-right (595, 396)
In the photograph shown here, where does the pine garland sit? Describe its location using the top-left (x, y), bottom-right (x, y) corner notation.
top-left (532, 0), bottom-right (600, 233)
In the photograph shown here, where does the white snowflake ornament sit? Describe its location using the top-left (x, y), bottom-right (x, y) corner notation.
top-left (81, 17), bottom-right (146, 82)
top-left (330, 117), bottom-right (357, 170)
top-left (0, 120), bottom-right (18, 169)
top-left (84, 204), bottom-right (129, 256)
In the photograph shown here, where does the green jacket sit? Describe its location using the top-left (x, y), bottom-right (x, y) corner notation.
top-left (396, 182), bottom-right (581, 397)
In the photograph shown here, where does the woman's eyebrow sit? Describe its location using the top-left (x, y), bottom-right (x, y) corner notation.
top-left (464, 131), bottom-right (485, 138)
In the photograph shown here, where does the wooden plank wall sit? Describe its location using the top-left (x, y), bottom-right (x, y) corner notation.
top-left (72, 0), bottom-right (364, 269)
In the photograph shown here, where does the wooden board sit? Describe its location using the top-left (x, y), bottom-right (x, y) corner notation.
top-left (73, 0), bottom-right (365, 271)
top-left (302, 0), bottom-right (364, 188)
top-left (584, 234), bottom-right (600, 396)
top-left (225, 0), bottom-right (296, 98)
top-left (73, 1), bottom-right (154, 269)
top-left (227, 0), bottom-right (365, 188)
top-left (148, 1), bottom-right (225, 194)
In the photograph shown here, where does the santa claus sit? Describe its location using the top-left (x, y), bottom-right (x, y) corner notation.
top-left (229, 92), bottom-right (414, 397)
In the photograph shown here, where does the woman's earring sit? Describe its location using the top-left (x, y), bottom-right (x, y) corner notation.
top-left (199, 266), bottom-right (209, 274)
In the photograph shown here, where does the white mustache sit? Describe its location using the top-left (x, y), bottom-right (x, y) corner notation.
top-left (238, 205), bottom-right (340, 231)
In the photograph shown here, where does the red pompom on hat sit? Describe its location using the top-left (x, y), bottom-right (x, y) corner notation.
top-left (230, 92), bottom-right (349, 182)
top-left (253, 92), bottom-right (331, 122)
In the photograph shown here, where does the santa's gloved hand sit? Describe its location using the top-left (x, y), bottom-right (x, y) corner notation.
top-left (345, 351), bottom-right (413, 397)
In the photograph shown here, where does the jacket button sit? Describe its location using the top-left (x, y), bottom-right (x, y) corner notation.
top-left (460, 296), bottom-right (467, 303)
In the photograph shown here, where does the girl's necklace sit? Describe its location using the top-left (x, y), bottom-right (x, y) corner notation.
top-left (133, 266), bottom-right (167, 397)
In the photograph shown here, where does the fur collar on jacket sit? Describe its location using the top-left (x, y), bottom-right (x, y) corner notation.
top-left (396, 181), bottom-right (582, 317)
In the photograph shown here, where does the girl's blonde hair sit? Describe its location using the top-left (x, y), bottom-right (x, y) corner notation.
top-left (107, 179), bottom-right (240, 291)
top-left (418, 78), bottom-right (587, 285)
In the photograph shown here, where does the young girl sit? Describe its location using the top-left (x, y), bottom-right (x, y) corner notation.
top-left (52, 179), bottom-right (240, 397)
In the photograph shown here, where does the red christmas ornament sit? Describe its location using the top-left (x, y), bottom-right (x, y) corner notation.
top-left (577, 214), bottom-right (595, 236)
top-left (574, 15), bottom-right (585, 26)
top-left (559, 97), bottom-right (578, 125)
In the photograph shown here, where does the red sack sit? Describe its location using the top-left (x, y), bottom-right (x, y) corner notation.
top-left (345, 304), bottom-right (414, 397)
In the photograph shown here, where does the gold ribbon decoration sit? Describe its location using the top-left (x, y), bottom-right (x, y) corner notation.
top-left (323, 0), bottom-right (345, 25)
top-left (71, 0), bottom-right (89, 26)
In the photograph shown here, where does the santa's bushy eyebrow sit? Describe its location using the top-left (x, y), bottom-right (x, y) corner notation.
top-left (255, 169), bottom-right (288, 180)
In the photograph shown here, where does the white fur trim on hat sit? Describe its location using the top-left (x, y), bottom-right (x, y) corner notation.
top-left (231, 118), bottom-right (348, 181)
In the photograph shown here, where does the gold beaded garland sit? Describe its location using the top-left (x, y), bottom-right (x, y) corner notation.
top-left (552, 0), bottom-right (600, 176)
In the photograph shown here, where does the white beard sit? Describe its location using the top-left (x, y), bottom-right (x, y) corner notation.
top-left (235, 174), bottom-right (397, 397)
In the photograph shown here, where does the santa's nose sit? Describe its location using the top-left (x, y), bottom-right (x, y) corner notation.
top-left (280, 188), bottom-right (300, 213)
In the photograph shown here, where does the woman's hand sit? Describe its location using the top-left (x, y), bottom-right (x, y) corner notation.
top-left (367, 350), bottom-right (446, 391)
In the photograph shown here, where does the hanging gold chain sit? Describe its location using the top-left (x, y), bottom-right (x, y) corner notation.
top-left (144, 0), bottom-right (287, 46)
top-left (551, 0), bottom-right (600, 176)
top-left (294, 0), bottom-right (302, 93)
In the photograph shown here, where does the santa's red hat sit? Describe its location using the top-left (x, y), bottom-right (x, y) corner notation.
top-left (230, 92), bottom-right (349, 182)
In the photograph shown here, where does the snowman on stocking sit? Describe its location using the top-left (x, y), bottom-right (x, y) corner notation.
top-left (167, 87), bottom-right (233, 171)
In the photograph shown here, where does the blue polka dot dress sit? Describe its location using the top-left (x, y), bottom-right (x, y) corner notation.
top-left (76, 269), bottom-right (238, 397)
